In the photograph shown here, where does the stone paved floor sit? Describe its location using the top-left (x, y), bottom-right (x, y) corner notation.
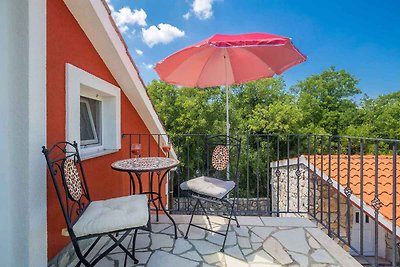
top-left (71, 215), bottom-right (362, 267)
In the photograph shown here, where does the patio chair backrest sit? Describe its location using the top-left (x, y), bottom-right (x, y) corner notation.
top-left (42, 141), bottom-right (91, 234)
top-left (204, 135), bottom-right (241, 183)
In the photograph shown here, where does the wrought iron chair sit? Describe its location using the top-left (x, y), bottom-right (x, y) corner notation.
top-left (42, 141), bottom-right (150, 266)
top-left (180, 135), bottom-right (241, 252)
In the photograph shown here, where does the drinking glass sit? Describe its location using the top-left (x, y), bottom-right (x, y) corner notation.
top-left (131, 143), bottom-right (142, 158)
top-left (162, 141), bottom-right (171, 154)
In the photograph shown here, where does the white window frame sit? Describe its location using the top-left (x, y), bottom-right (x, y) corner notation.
top-left (66, 63), bottom-right (121, 160)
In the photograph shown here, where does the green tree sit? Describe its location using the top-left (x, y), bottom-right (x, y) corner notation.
top-left (147, 80), bottom-right (226, 135)
top-left (292, 67), bottom-right (361, 135)
top-left (360, 91), bottom-right (400, 139)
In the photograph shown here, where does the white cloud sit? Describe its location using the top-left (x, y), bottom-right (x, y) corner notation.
top-left (142, 23), bottom-right (185, 47)
top-left (183, 12), bottom-right (191, 20)
top-left (106, 1), bottom-right (147, 34)
top-left (192, 0), bottom-right (214, 20)
top-left (112, 7), bottom-right (147, 33)
top-left (142, 63), bottom-right (154, 70)
top-left (135, 49), bottom-right (143, 56)
top-left (183, 0), bottom-right (216, 20)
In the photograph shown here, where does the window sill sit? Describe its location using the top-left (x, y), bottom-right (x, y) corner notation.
top-left (80, 149), bottom-right (119, 161)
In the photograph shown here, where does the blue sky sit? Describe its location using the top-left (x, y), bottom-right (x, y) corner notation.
top-left (106, 0), bottom-right (400, 98)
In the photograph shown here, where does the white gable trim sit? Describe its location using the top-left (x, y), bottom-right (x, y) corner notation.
top-left (271, 156), bottom-right (400, 238)
top-left (63, 0), bottom-right (170, 150)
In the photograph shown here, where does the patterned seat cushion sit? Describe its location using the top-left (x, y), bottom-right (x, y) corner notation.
top-left (73, 194), bottom-right (148, 237)
top-left (180, 176), bottom-right (235, 199)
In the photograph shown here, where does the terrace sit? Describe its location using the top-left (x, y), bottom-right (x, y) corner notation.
top-left (67, 215), bottom-right (359, 267)
top-left (55, 133), bottom-right (399, 267)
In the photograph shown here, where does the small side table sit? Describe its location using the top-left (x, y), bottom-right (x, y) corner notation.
top-left (111, 157), bottom-right (180, 239)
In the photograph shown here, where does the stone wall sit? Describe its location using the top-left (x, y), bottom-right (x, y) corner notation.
top-left (172, 197), bottom-right (270, 216)
top-left (271, 163), bottom-right (353, 242)
top-left (271, 164), bottom-right (309, 213)
top-left (270, 162), bottom-right (399, 263)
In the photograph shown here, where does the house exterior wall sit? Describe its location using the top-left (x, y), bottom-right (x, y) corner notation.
top-left (47, 0), bottom-right (162, 260)
top-left (1, 0), bottom-right (47, 266)
top-left (271, 163), bottom-right (390, 260)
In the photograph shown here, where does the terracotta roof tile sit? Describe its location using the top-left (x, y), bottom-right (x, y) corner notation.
top-left (308, 155), bottom-right (400, 228)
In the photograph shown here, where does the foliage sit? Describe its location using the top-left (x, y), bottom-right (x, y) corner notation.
top-left (147, 68), bottom-right (399, 199)
top-left (148, 67), bottom-right (400, 139)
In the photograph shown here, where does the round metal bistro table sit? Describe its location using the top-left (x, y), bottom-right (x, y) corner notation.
top-left (111, 157), bottom-right (180, 239)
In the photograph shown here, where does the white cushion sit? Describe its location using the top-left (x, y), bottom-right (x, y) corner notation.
top-left (180, 176), bottom-right (235, 199)
top-left (73, 194), bottom-right (148, 237)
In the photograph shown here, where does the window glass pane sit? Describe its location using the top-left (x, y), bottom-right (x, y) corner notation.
top-left (80, 102), bottom-right (95, 141)
top-left (88, 98), bottom-right (101, 138)
top-left (80, 96), bottom-right (101, 146)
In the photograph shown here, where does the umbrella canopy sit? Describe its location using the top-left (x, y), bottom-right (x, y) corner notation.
top-left (155, 32), bottom-right (306, 88)
top-left (155, 32), bottom-right (306, 138)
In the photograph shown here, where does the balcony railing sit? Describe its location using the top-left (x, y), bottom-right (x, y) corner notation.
top-left (122, 133), bottom-right (399, 267)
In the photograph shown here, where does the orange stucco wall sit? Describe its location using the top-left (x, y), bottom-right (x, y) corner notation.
top-left (47, 0), bottom-right (163, 260)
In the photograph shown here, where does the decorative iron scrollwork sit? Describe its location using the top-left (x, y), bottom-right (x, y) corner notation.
top-left (344, 186), bottom-right (352, 197)
top-left (371, 196), bottom-right (383, 210)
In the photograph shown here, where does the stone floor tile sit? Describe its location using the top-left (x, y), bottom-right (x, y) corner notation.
top-left (135, 233), bottom-right (151, 249)
top-left (151, 223), bottom-right (171, 233)
top-left (147, 250), bottom-right (198, 267)
top-left (136, 251), bottom-right (152, 264)
top-left (178, 224), bottom-right (206, 239)
top-left (250, 232), bottom-right (263, 243)
top-left (160, 225), bottom-right (177, 235)
top-left (233, 225), bottom-right (250, 237)
top-left (260, 217), bottom-right (317, 228)
top-left (237, 216), bottom-right (264, 226)
top-left (202, 252), bottom-right (224, 264)
top-left (181, 250), bottom-right (203, 261)
top-left (206, 231), bottom-right (236, 246)
top-left (150, 233), bottom-right (174, 250)
top-left (242, 248), bottom-right (254, 256)
top-left (308, 235), bottom-right (321, 249)
top-left (263, 237), bottom-right (293, 265)
top-left (238, 236), bottom-right (251, 249)
top-left (249, 264), bottom-right (282, 267)
top-left (245, 250), bottom-right (274, 264)
top-left (63, 215), bottom-right (363, 267)
top-left (306, 228), bottom-right (361, 267)
top-left (273, 228), bottom-right (310, 254)
top-left (251, 242), bottom-right (262, 250)
top-left (224, 245), bottom-right (245, 260)
top-left (190, 240), bottom-right (223, 255)
top-left (311, 249), bottom-right (336, 264)
top-left (205, 215), bottom-right (229, 225)
top-left (250, 226), bottom-right (276, 239)
top-left (172, 238), bottom-right (192, 254)
top-left (103, 252), bottom-right (135, 266)
top-left (289, 251), bottom-right (309, 267)
top-left (224, 254), bottom-right (248, 267)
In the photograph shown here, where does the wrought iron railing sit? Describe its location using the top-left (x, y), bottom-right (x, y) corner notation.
top-left (121, 133), bottom-right (399, 267)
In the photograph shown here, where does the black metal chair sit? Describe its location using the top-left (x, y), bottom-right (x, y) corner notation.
top-left (180, 135), bottom-right (241, 252)
top-left (42, 141), bottom-right (150, 266)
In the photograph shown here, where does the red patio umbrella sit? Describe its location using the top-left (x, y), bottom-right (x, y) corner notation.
top-left (155, 32), bottom-right (306, 136)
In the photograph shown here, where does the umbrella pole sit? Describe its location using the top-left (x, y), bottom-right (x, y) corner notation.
top-left (225, 86), bottom-right (230, 182)
top-left (225, 86), bottom-right (229, 137)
